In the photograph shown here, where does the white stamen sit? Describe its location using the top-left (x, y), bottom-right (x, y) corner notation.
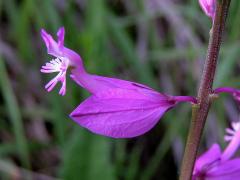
top-left (40, 57), bottom-right (69, 95)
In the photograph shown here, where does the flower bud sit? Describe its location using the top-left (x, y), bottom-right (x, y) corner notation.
top-left (199, 0), bottom-right (216, 19)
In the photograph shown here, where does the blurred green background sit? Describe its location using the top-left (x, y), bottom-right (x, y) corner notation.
top-left (0, 0), bottom-right (240, 179)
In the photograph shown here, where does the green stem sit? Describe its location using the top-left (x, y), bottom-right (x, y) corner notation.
top-left (179, 1), bottom-right (231, 180)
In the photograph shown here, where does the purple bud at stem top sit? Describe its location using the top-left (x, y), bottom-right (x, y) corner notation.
top-left (199, 0), bottom-right (216, 20)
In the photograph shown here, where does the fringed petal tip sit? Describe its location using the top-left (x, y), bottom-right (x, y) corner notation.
top-left (44, 75), bottom-right (66, 96)
top-left (59, 83), bottom-right (66, 96)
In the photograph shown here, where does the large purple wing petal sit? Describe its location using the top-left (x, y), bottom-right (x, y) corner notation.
top-left (70, 89), bottom-right (173, 138)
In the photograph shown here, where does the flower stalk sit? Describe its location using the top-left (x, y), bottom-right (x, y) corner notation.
top-left (179, 0), bottom-right (231, 179)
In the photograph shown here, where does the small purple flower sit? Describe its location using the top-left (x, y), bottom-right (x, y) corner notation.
top-left (41, 27), bottom-right (197, 138)
top-left (193, 121), bottom-right (240, 179)
top-left (40, 27), bottom-right (85, 95)
top-left (199, 0), bottom-right (216, 20)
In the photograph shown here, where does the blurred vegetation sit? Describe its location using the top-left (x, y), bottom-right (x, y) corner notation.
top-left (0, 0), bottom-right (239, 179)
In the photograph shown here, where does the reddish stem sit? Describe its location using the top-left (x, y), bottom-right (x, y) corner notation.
top-left (179, 1), bottom-right (231, 180)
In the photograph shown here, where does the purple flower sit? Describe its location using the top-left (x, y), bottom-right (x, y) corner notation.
top-left (193, 121), bottom-right (240, 179)
top-left (41, 27), bottom-right (197, 138)
top-left (199, 0), bottom-right (216, 20)
top-left (40, 27), bottom-right (85, 95)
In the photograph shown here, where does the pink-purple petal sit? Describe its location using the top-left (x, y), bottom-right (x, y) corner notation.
top-left (45, 79), bottom-right (58, 92)
top-left (70, 88), bottom-right (174, 138)
top-left (59, 79), bottom-right (66, 96)
top-left (41, 29), bottom-right (62, 57)
top-left (72, 73), bottom-right (169, 98)
top-left (57, 27), bottom-right (65, 49)
top-left (194, 144), bottom-right (222, 175)
top-left (221, 130), bottom-right (240, 162)
top-left (199, 0), bottom-right (216, 19)
top-left (207, 158), bottom-right (240, 179)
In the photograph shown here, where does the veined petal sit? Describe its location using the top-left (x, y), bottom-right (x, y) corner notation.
top-left (72, 74), bottom-right (196, 104)
top-left (70, 88), bottom-right (175, 138)
top-left (69, 70), bottom-right (164, 96)
top-left (193, 144), bottom-right (221, 176)
top-left (207, 158), bottom-right (240, 179)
